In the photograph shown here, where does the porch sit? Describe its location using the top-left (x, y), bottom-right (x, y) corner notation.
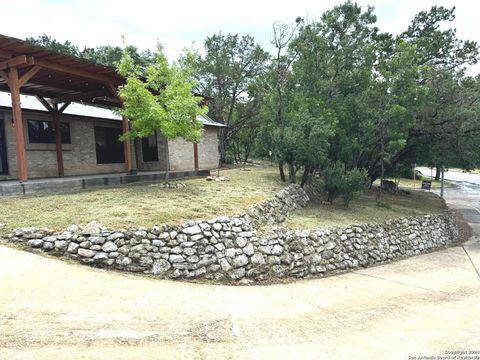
top-left (0, 169), bottom-right (210, 196)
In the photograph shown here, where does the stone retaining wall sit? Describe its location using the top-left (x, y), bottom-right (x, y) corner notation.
top-left (1, 185), bottom-right (458, 282)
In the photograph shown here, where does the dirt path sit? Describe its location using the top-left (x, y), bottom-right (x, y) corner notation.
top-left (1, 239), bottom-right (479, 359)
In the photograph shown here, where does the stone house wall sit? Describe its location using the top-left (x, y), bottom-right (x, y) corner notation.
top-left (0, 108), bottom-right (221, 180)
top-left (3, 185), bottom-right (459, 283)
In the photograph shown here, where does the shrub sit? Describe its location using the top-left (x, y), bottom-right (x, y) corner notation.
top-left (319, 162), bottom-right (369, 206)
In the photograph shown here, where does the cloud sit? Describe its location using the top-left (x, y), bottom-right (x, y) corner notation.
top-left (0, 0), bottom-right (478, 73)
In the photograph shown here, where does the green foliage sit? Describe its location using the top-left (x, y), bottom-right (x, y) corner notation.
top-left (115, 44), bottom-right (206, 142)
top-left (319, 162), bottom-right (369, 206)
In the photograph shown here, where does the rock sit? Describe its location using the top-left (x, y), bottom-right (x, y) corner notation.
top-left (243, 243), bottom-right (255, 256)
top-left (235, 237), bottom-right (247, 248)
top-left (107, 232), bottom-right (124, 241)
top-left (229, 268), bottom-right (245, 280)
top-left (152, 259), bottom-right (171, 275)
top-left (66, 224), bottom-right (79, 233)
top-left (54, 240), bottom-right (68, 250)
top-left (81, 221), bottom-right (104, 235)
top-left (78, 248), bottom-right (96, 258)
top-left (101, 241), bottom-right (118, 252)
top-left (67, 242), bottom-right (79, 253)
top-left (325, 241), bottom-right (336, 250)
top-left (26, 239), bottom-right (43, 248)
top-left (169, 254), bottom-right (185, 263)
top-left (93, 252), bottom-right (109, 261)
top-left (0, 223), bottom-right (5, 230)
top-left (232, 254), bottom-right (249, 268)
top-left (219, 258), bottom-right (232, 271)
top-left (42, 242), bottom-right (54, 251)
top-left (183, 225), bottom-right (202, 235)
top-left (116, 256), bottom-right (132, 266)
top-left (212, 223), bottom-right (222, 232)
top-left (251, 253), bottom-right (266, 266)
top-left (89, 236), bottom-right (105, 245)
top-left (183, 248), bottom-right (196, 256)
top-left (271, 244), bottom-right (283, 255)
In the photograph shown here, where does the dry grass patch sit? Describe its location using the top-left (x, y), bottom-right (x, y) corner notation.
top-left (287, 189), bottom-right (446, 230)
top-left (0, 166), bottom-right (283, 233)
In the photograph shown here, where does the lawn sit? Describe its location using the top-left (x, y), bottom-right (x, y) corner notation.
top-left (0, 166), bottom-right (284, 233)
top-left (287, 189), bottom-right (446, 229)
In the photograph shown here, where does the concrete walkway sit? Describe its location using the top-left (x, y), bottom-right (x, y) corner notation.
top-left (1, 241), bottom-right (479, 359)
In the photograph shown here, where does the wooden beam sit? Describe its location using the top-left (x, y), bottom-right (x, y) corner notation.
top-left (58, 102), bottom-right (71, 114)
top-left (193, 143), bottom-right (199, 171)
top-left (104, 82), bottom-right (120, 99)
top-left (35, 95), bottom-right (54, 113)
top-left (9, 67), bottom-right (28, 181)
top-left (0, 70), bottom-right (9, 87)
top-left (122, 116), bottom-right (132, 174)
top-left (35, 58), bottom-right (122, 84)
top-left (0, 55), bottom-right (33, 70)
top-left (0, 49), bottom-right (14, 59)
top-left (18, 65), bottom-right (41, 87)
top-left (52, 103), bottom-right (64, 177)
top-left (50, 90), bottom-right (111, 105)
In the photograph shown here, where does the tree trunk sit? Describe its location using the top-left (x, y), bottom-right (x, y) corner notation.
top-left (435, 165), bottom-right (441, 181)
top-left (300, 164), bottom-right (311, 188)
top-left (288, 162), bottom-right (296, 183)
top-left (278, 160), bottom-right (286, 182)
top-left (218, 128), bottom-right (227, 166)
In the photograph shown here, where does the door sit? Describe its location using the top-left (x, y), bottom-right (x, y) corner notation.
top-left (0, 118), bottom-right (8, 175)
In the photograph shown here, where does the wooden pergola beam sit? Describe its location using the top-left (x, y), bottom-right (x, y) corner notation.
top-left (58, 102), bottom-right (71, 114)
top-left (50, 89), bottom-right (118, 105)
top-left (34, 58), bottom-right (122, 85)
top-left (0, 55), bottom-right (33, 70)
top-left (8, 67), bottom-right (28, 181)
top-left (35, 95), bottom-right (54, 113)
top-left (18, 65), bottom-right (41, 87)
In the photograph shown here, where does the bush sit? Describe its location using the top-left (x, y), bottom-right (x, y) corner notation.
top-left (319, 162), bottom-right (370, 206)
top-left (387, 164), bottom-right (423, 180)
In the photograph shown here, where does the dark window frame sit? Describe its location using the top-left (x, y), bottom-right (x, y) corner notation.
top-left (27, 119), bottom-right (71, 144)
top-left (94, 126), bottom-right (125, 165)
top-left (141, 132), bottom-right (159, 162)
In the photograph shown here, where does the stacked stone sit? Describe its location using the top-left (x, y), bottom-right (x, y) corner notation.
top-left (1, 184), bottom-right (459, 283)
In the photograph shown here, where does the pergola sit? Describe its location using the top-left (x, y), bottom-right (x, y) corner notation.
top-left (0, 34), bottom-right (132, 181)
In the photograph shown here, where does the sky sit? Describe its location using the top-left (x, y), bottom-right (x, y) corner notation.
top-left (0, 0), bottom-right (479, 116)
top-left (0, 0), bottom-right (478, 75)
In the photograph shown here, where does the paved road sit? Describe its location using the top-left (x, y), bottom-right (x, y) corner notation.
top-left (1, 172), bottom-right (480, 359)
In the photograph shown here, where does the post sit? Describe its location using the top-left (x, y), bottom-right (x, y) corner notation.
top-left (193, 143), bottom-right (199, 171)
top-left (413, 163), bottom-right (416, 190)
top-left (440, 166), bottom-right (445, 198)
top-left (9, 67), bottom-right (28, 181)
top-left (53, 104), bottom-right (64, 177)
top-left (122, 116), bottom-right (132, 174)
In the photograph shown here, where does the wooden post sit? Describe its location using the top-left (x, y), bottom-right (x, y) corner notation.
top-left (9, 67), bottom-right (28, 181)
top-left (122, 116), bottom-right (132, 174)
top-left (193, 143), bottom-right (199, 171)
top-left (52, 104), bottom-right (64, 177)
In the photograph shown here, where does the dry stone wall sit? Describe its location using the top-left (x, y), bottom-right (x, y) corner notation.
top-left (2, 185), bottom-right (458, 282)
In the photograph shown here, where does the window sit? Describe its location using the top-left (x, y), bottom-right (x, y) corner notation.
top-left (141, 133), bottom-right (159, 162)
top-left (94, 126), bottom-right (125, 164)
top-left (27, 120), bottom-right (71, 144)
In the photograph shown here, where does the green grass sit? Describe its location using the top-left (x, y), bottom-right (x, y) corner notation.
top-left (287, 189), bottom-right (446, 230)
top-left (0, 166), bottom-right (284, 233)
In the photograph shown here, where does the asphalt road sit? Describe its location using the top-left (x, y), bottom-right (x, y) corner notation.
top-left (1, 171), bottom-right (479, 359)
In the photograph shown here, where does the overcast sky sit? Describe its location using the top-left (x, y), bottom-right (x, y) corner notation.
top-left (1, 0), bottom-right (478, 74)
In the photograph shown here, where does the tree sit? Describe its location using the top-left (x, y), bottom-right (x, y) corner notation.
top-left (116, 44), bottom-right (206, 179)
top-left (194, 33), bottom-right (269, 164)
top-left (26, 34), bottom-right (80, 56)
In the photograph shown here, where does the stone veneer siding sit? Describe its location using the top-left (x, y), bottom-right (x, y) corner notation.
top-left (169, 126), bottom-right (220, 171)
top-left (2, 185), bottom-right (459, 283)
top-left (0, 109), bottom-right (221, 180)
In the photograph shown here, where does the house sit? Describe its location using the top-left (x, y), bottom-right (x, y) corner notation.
top-left (0, 34), bottom-right (225, 182)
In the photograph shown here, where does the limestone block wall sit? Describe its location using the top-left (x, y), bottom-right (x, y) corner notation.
top-left (0, 109), bottom-right (127, 180)
top-left (198, 126), bottom-right (220, 170)
top-left (2, 185), bottom-right (459, 283)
